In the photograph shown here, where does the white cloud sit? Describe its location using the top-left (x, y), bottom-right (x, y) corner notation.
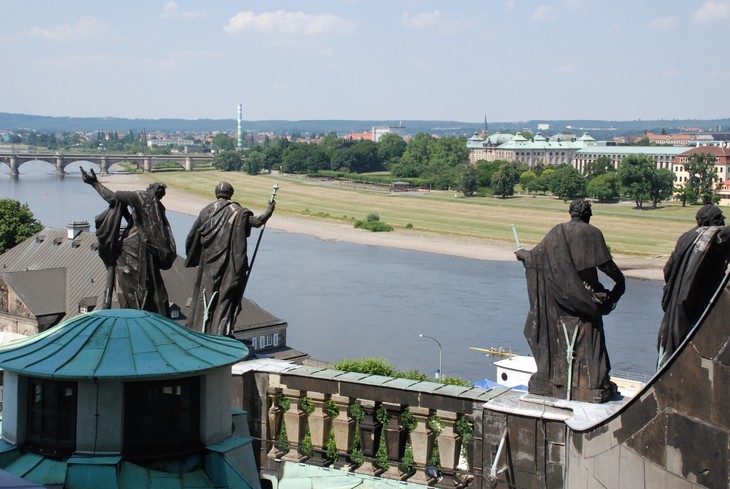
top-left (648, 15), bottom-right (679, 31)
top-left (224, 10), bottom-right (356, 38)
top-left (161, 1), bottom-right (207, 20)
top-left (27, 16), bottom-right (110, 42)
top-left (556, 63), bottom-right (577, 73)
top-left (531, 5), bottom-right (557, 22)
top-left (506, 0), bottom-right (516, 12)
top-left (401, 10), bottom-right (470, 33)
top-left (693, 1), bottom-right (730, 23)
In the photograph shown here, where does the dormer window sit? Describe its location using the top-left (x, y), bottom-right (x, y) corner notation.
top-left (78, 297), bottom-right (97, 314)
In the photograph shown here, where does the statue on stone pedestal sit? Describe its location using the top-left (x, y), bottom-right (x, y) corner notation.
top-left (657, 204), bottom-right (730, 367)
top-left (81, 168), bottom-right (176, 316)
top-left (185, 182), bottom-right (275, 335)
top-left (516, 198), bottom-right (625, 403)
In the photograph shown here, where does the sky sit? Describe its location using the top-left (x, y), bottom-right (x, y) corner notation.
top-left (2, 1), bottom-right (729, 123)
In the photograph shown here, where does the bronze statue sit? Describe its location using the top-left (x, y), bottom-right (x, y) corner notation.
top-left (657, 204), bottom-right (730, 367)
top-left (185, 182), bottom-right (275, 335)
top-left (516, 198), bottom-right (625, 403)
top-left (81, 168), bottom-right (176, 316)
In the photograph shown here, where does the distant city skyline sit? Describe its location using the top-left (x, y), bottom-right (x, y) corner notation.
top-left (2, 1), bottom-right (729, 123)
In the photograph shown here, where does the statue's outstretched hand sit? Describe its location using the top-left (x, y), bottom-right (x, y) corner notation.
top-left (80, 167), bottom-right (98, 185)
top-left (515, 248), bottom-right (528, 261)
top-left (268, 200), bottom-right (276, 212)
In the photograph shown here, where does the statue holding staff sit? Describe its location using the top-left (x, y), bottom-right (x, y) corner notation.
top-left (515, 198), bottom-right (625, 403)
top-left (185, 182), bottom-right (276, 335)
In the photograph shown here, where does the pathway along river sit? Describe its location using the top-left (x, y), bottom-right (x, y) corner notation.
top-left (1, 163), bottom-right (664, 383)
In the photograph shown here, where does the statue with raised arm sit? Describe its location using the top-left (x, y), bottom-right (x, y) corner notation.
top-left (81, 168), bottom-right (176, 316)
top-left (516, 198), bottom-right (625, 403)
top-left (657, 204), bottom-right (730, 367)
top-left (185, 182), bottom-right (275, 335)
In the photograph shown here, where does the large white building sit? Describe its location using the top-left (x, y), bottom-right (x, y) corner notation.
top-left (467, 132), bottom-right (597, 166)
top-left (371, 124), bottom-right (406, 142)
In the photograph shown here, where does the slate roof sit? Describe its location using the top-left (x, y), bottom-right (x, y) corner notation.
top-left (2, 268), bottom-right (66, 317)
top-left (0, 309), bottom-right (249, 379)
top-left (0, 227), bottom-right (288, 333)
top-left (0, 228), bottom-right (103, 323)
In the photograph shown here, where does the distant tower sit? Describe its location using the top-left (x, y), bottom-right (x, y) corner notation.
top-left (237, 104), bottom-right (243, 151)
top-left (483, 114), bottom-right (489, 136)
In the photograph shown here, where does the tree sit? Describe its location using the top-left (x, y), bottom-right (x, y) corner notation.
top-left (684, 153), bottom-right (719, 204)
top-left (377, 133), bottom-right (406, 164)
top-left (280, 144), bottom-right (312, 173)
top-left (520, 170), bottom-right (537, 193)
top-left (491, 163), bottom-right (520, 198)
top-left (0, 199), bottom-right (44, 253)
top-left (649, 168), bottom-right (676, 207)
top-left (551, 166), bottom-right (586, 201)
top-left (475, 160), bottom-right (501, 189)
top-left (212, 150), bottom-right (243, 171)
top-left (618, 155), bottom-right (654, 209)
top-left (264, 137), bottom-right (290, 170)
top-left (586, 172), bottom-right (620, 202)
top-left (244, 150), bottom-right (265, 175)
top-left (583, 156), bottom-right (615, 180)
top-left (212, 134), bottom-right (235, 152)
top-left (459, 164), bottom-right (478, 197)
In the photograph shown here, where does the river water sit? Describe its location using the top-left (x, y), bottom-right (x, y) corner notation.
top-left (0, 161), bottom-right (665, 382)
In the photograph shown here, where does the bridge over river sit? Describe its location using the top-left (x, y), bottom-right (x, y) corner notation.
top-left (0, 151), bottom-right (214, 175)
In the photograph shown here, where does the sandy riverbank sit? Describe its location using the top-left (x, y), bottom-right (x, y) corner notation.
top-left (99, 173), bottom-right (666, 281)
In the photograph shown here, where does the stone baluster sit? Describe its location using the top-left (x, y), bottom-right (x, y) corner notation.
top-left (266, 389), bottom-right (284, 459)
top-left (331, 394), bottom-right (355, 469)
top-left (435, 410), bottom-right (461, 488)
top-left (281, 388), bottom-right (307, 463)
top-left (407, 406), bottom-right (435, 485)
top-left (306, 392), bottom-right (331, 466)
top-left (381, 402), bottom-right (406, 480)
top-left (354, 400), bottom-right (381, 477)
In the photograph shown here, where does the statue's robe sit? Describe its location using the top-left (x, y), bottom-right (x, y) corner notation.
top-left (185, 199), bottom-right (253, 335)
top-left (521, 220), bottom-right (624, 403)
top-left (94, 189), bottom-right (176, 316)
top-left (658, 226), bottom-right (730, 366)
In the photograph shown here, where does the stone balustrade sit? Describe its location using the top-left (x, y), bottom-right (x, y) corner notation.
top-left (237, 365), bottom-right (509, 489)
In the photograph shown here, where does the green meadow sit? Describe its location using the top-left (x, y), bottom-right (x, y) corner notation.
top-left (145, 170), bottom-right (700, 257)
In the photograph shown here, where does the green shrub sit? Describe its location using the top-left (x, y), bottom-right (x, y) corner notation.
top-left (333, 357), bottom-right (397, 376)
top-left (354, 219), bottom-right (394, 232)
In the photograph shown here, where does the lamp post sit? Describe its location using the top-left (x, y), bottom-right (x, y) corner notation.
top-left (419, 334), bottom-right (442, 380)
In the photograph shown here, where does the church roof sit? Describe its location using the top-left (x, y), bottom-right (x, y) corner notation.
top-left (0, 309), bottom-right (248, 380)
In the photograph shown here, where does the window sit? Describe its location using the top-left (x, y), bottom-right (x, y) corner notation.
top-left (258, 333), bottom-right (279, 349)
top-left (124, 376), bottom-right (201, 458)
top-left (27, 378), bottom-right (77, 457)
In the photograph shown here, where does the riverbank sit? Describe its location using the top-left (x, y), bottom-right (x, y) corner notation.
top-left (99, 173), bottom-right (665, 281)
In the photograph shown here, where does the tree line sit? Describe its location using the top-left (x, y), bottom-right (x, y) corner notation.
top-left (7, 129), bottom-right (720, 207)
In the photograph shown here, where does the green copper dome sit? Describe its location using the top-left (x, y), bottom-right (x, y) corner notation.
top-left (0, 309), bottom-right (249, 379)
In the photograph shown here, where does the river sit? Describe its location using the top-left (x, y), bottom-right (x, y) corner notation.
top-left (0, 161), bottom-right (665, 382)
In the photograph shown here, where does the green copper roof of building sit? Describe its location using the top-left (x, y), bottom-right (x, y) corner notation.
top-left (0, 309), bottom-right (249, 380)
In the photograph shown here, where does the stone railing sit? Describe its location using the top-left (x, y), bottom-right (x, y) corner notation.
top-left (240, 365), bottom-right (511, 489)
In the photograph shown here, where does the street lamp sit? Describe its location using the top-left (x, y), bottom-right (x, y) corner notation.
top-left (419, 334), bottom-right (442, 380)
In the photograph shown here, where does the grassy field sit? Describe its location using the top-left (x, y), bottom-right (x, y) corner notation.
top-left (144, 170), bottom-right (701, 257)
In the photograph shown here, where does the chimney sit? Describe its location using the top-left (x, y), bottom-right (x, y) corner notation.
top-left (68, 220), bottom-right (90, 240)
